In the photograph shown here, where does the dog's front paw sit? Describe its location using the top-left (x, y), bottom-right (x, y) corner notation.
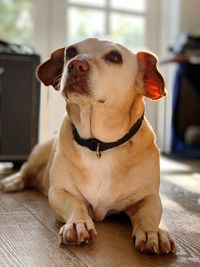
top-left (133, 228), bottom-right (176, 255)
top-left (58, 218), bottom-right (97, 246)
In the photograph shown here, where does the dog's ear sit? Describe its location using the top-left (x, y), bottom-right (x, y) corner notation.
top-left (136, 52), bottom-right (166, 100)
top-left (37, 48), bottom-right (65, 90)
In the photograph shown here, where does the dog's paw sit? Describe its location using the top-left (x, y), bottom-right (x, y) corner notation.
top-left (133, 228), bottom-right (176, 255)
top-left (0, 173), bottom-right (25, 192)
top-left (58, 218), bottom-right (97, 246)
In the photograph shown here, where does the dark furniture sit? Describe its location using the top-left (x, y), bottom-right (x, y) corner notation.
top-left (0, 52), bottom-right (40, 163)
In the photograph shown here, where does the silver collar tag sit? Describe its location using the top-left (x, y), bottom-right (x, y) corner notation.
top-left (96, 142), bottom-right (101, 158)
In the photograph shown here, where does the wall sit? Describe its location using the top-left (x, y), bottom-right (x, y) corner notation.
top-left (180, 0), bottom-right (200, 33)
top-left (32, 0), bottom-right (67, 142)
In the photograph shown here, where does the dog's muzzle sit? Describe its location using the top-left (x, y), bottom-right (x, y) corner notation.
top-left (65, 59), bottom-right (90, 95)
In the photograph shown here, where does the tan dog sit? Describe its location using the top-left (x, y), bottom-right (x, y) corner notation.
top-left (1, 38), bottom-right (176, 255)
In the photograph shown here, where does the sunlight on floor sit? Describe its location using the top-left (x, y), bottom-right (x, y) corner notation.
top-left (162, 174), bottom-right (200, 195)
top-left (0, 162), bottom-right (13, 174)
top-left (160, 156), bottom-right (200, 173)
top-left (161, 194), bottom-right (185, 211)
top-left (160, 156), bottom-right (200, 209)
top-left (161, 156), bottom-right (200, 194)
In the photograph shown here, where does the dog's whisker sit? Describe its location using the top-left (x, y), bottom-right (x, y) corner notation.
top-left (53, 74), bottom-right (62, 85)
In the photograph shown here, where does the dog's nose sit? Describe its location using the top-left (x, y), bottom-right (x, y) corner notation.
top-left (68, 59), bottom-right (90, 75)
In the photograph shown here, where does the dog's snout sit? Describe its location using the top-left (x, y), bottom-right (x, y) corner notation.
top-left (68, 59), bottom-right (90, 75)
top-left (65, 59), bottom-right (90, 95)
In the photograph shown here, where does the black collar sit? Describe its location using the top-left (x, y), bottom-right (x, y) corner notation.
top-left (72, 113), bottom-right (144, 157)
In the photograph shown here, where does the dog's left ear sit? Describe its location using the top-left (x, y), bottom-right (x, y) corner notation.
top-left (37, 48), bottom-right (65, 90)
top-left (136, 52), bottom-right (166, 100)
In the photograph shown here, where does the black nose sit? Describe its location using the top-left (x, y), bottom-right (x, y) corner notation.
top-left (67, 59), bottom-right (90, 76)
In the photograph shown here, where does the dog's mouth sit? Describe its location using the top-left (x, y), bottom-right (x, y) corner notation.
top-left (65, 76), bottom-right (89, 95)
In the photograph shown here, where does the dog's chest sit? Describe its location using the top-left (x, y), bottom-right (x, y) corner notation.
top-left (79, 150), bottom-right (117, 220)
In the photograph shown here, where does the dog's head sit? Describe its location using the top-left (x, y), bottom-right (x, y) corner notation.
top-left (37, 38), bottom-right (166, 106)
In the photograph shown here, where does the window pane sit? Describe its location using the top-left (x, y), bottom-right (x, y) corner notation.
top-left (111, 0), bottom-right (146, 12)
top-left (0, 0), bottom-right (33, 45)
top-left (110, 13), bottom-right (145, 50)
top-left (68, 0), bottom-right (105, 7)
top-left (67, 8), bottom-right (105, 44)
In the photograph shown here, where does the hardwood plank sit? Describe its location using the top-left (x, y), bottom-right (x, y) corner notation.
top-left (0, 192), bottom-right (87, 267)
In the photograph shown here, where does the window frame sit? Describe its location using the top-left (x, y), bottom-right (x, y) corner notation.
top-left (65, 0), bottom-right (148, 46)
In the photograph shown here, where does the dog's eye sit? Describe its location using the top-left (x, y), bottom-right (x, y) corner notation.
top-left (105, 51), bottom-right (122, 64)
top-left (66, 46), bottom-right (78, 59)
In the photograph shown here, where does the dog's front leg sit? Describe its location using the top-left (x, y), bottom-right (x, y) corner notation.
top-left (49, 188), bottom-right (97, 246)
top-left (126, 194), bottom-right (176, 255)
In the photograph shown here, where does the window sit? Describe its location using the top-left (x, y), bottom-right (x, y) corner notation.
top-left (66, 0), bottom-right (147, 50)
top-left (67, 8), bottom-right (105, 44)
top-left (0, 0), bottom-right (33, 45)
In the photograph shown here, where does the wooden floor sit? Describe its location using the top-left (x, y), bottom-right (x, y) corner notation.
top-left (0, 157), bottom-right (200, 267)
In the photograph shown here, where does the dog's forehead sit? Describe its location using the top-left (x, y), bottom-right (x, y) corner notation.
top-left (72, 38), bottom-right (133, 56)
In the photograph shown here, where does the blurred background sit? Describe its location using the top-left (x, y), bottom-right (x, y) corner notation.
top-left (0, 0), bottom-right (200, 165)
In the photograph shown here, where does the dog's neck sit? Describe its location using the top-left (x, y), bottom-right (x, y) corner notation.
top-left (66, 96), bottom-right (144, 142)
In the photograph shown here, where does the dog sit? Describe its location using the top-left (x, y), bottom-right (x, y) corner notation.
top-left (0, 38), bottom-right (176, 255)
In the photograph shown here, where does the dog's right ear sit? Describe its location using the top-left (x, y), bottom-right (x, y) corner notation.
top-left (37, 48), bottom-right (65, 90)
top-left (136, 52), bottom-right (166, 100)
